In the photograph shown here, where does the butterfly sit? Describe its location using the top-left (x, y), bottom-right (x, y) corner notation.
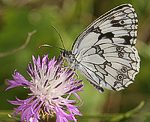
top-left (62, 4), bottom-right (140, 92)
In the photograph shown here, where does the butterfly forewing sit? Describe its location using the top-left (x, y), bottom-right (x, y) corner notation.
top-left (65, 4), bottom-right (140, 92)
top-left (72, 4), bottom-right (138, 52)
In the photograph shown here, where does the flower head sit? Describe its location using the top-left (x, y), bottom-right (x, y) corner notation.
top-left (7, 55), bottom-right (83, 122)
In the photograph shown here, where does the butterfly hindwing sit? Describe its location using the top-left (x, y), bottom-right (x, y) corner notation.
top-left (78, 43), bottom-right (139, 91)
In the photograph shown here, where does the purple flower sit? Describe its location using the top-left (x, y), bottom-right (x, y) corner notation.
top-left (6, 55), bottom-right (83, 122)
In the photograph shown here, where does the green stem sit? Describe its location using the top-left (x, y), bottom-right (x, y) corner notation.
top-left (0, 101), bottom-right (147, 122)
top-left (112, 101), bottom-right (145, 122)
top-left (79, 101), bottom-right (146, 122)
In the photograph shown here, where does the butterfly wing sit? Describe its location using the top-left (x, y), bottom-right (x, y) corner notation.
top-left (72, 4), bottom-right (140, 91)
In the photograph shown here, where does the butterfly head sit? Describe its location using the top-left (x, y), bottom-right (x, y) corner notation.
top-left (62, 50), bottom-right (74, 62)
top-left (61, 50), bottom-right (78, 69)
top-left (62, 50), bottom-right (71, 57)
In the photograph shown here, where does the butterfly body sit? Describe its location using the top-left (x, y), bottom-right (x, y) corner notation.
top-left (62, 4), bottom-right (140, 92)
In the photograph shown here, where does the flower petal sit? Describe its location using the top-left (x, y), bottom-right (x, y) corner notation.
top-left (6, 71), bottom-right (30, 90)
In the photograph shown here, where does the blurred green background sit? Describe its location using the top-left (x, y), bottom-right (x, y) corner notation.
top-left (0, 0), bottom-right (150, 122)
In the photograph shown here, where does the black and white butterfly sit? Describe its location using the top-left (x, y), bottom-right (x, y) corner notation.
top-left (62, 4), bottom-right (140, 92)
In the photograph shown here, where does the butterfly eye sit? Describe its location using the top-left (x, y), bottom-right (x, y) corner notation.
top-left (62, 51), bottom-right (71, 57)
top-left (62, 51), bottom-right (66, 57)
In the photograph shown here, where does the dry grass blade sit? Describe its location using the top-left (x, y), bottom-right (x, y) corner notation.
top-left (0, 30), bottom-right (37, 58)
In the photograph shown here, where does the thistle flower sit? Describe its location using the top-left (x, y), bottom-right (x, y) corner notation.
top-left (6, 55), bottom-right (83, 122)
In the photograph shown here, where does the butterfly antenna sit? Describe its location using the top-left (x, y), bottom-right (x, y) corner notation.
top-left (50, 25), bottom-right (66, 50)
top-left (39, 44), bottom-right (64, 51)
